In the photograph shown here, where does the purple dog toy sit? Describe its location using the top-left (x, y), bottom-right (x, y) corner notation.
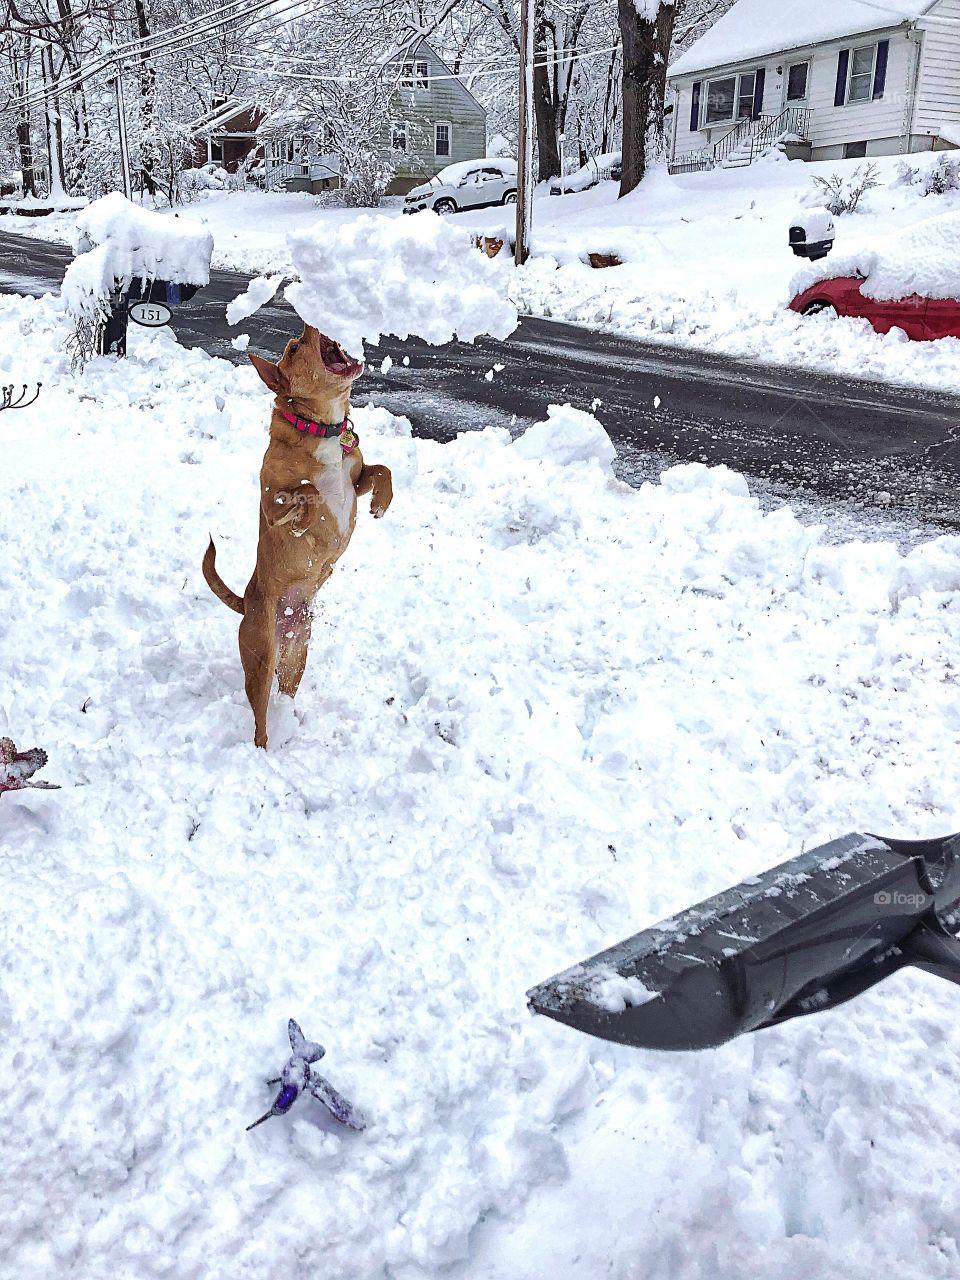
top-left (247, 1019), bottom-right (366, 1132)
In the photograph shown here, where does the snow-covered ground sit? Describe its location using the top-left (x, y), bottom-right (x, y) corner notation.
top-left (4, 290), bottom-right (960, 1278)
top-left (6, 154), bottom-right (960, 394)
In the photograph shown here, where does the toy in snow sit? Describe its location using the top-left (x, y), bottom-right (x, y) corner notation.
top-left (247, 1019), bottom-right (366, 1132)
top-left (528, 831), bottom-right (960, 1051)
top-left (0, 738), bottom-right (60, 794)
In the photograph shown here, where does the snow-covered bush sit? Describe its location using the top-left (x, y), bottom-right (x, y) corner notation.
top-left (923, 154), bottom-right (960, 195)
top-left (339, 146), bottom-right (396, 208)
top-left (894, 154), bottom-right (960, 196)
top-left (808, 162), bottom-right (880, 215)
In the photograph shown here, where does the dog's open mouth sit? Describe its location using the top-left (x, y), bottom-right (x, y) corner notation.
top-left (317, 333), bottom-right (363, 378)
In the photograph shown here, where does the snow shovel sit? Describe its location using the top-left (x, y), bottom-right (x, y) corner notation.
top-left (526, 831), bottom-right (960, 1051)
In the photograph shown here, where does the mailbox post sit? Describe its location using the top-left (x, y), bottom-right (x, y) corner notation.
top-left (96, 278), bottom-right (204, 359)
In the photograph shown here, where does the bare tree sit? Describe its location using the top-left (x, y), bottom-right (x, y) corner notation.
top-left (617, 0), bottom-right (673, 196)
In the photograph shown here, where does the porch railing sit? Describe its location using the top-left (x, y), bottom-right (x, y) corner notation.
top-left (668, 105), bottom-right (813, 175)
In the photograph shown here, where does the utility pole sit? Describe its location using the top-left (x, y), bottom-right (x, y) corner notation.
top-left (112, 58), bottom-right (133, 200)
top-left (515, 0), bottom-right (534, 265)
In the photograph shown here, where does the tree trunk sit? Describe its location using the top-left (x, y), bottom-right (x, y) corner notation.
top-left (617, 0), bottom-right (674, 197)
top-left (16, 119), bottom-right (36, 195)
top-left (54, 0), bottom-right (89, 192)
top-left (133, 0), bottom-right (159, 196)
top-left (532, 3), bottom-right (559, 181)
top-left (41, 44), bottom-right (67, 198)
top-left (601, 41), bottom-right (620, 153)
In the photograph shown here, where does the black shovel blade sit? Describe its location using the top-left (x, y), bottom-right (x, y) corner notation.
top-left (527, 831), bottom-right (960, 1051)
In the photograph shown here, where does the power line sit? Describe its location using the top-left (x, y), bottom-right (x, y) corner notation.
top-left (228, 43), bottom-right (620, 88)
top-left (5, 0), bottom-right (321, 112)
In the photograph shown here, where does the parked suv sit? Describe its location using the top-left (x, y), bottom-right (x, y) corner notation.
top-left (403, 158), bottom-right (518, 215)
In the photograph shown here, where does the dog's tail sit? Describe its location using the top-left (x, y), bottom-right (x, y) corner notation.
top-left (202, 537), bottom-right (245, 615)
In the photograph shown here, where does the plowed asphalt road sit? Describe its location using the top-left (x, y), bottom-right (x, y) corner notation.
top-left (4, 226), bottom-right (960, 530)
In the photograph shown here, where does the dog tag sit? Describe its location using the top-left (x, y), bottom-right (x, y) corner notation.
top-left (340, 429), bottom-right (358, 453)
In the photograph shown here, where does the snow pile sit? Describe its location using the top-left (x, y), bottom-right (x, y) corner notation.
top-left (226, 273), bottom-right (283, 325)
top-left (62, 192), bottom-right (214, 320)
top-left (5, 291), bottom-right (960, 1277)
top-left (512, 402), bottom-right (617, 472)
top-left (285, 211), bottom-right (518, 354)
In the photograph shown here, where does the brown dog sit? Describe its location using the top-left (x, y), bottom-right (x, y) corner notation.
top-left (203, 325), bottom-right (393, 748)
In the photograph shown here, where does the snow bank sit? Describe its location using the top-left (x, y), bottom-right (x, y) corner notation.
top-left (62, 192), bottom-right (214, 319)
top-left (790, 210), bottom-right (960, 302)
top-left (512, 403), bottom-right (617, 472)
top-left (285, 212), bottom-right (518, 354)
top-left (5, 291), bottom-right (960, 1278)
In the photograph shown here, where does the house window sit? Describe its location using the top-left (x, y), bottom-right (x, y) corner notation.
top-left (703, 71), bottom-right (757, 125)
top-left (786, 62), bottom-right (808, 102)
top-left (401, 60), bottom-right (429, 90)
top-left (847, 44), bottom-right (876, 103)
top-left (435, 122), bottom-right (451, 157)
top-left (704, 76), bottom-right (736, 124)
top-left (210, 138), bottom-right (224, 164)
top-left (736, 72), bottom-right (756, 119)
top-left (844, 140), bottom-right (868, 158)
top-left (391, 122), bottom-right (408, 152)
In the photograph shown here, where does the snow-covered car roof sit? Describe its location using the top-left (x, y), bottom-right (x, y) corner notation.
top-left (789, 210), bottom-right (960, 303)
top-left (669, 0), bottom-right (935, 78)
top-left (434, 157), bottom-right (518, 186)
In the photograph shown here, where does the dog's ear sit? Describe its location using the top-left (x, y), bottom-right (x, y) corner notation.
top-left (249, 353), bottom-right (286, 395)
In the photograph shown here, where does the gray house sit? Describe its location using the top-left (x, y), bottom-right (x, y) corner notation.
top-left (262, 41), bottom-right (487, 195)
top-left (668, 0), bottom-right (960, 173)
top-left (381, 42), bottom-right (488, 193)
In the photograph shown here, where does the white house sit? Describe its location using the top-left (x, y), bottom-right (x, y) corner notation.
top-left (667, 0), bottom-right (960, 173)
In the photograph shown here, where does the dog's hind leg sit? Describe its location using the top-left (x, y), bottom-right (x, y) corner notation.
top-left (239, 601), bottom-right (276, 749)
top-left (277, 607), bottom-right (313, 700)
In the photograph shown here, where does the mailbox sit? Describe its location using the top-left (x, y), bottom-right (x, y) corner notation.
top-left (789, 207), bottom-right (835, 261)
top-left (127, 278), bottom-right (202, 306)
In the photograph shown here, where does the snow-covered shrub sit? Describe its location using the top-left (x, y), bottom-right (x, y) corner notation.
top-left (809, 162), bottom-right (880, 215)
top-left (893, 159), bottom-right (921, 188)
top-left (892, 154), bottom-right (960, 197)
top-left (338, 146), bottom-right (396, 208)
top-left (922, 154), bottom-right (960, 195)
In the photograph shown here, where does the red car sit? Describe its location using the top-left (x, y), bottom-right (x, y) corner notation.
top-left (789, 212), bottom-right (960, 341)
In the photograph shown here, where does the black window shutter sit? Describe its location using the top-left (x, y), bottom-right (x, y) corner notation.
top-left (835, 49), bottom-right (850, 106)
top-left (873, 40), bottom-right (889, 98)
top-left (753, 68), bottom-right (765, 119)
top-left (690, 81), bottom-right (702, 131)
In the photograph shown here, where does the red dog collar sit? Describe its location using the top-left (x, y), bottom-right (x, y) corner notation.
top-left (281, 410), bottom-right (358, 453)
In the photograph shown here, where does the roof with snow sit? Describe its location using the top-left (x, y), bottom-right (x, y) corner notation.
top-left (669, 0), bottom-right (937, 78)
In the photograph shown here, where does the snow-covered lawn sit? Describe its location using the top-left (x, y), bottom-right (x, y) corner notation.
top-left (6, 155), bottom-right (960, 395)
top-left (4, 291), bottom-right (960, 1278)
